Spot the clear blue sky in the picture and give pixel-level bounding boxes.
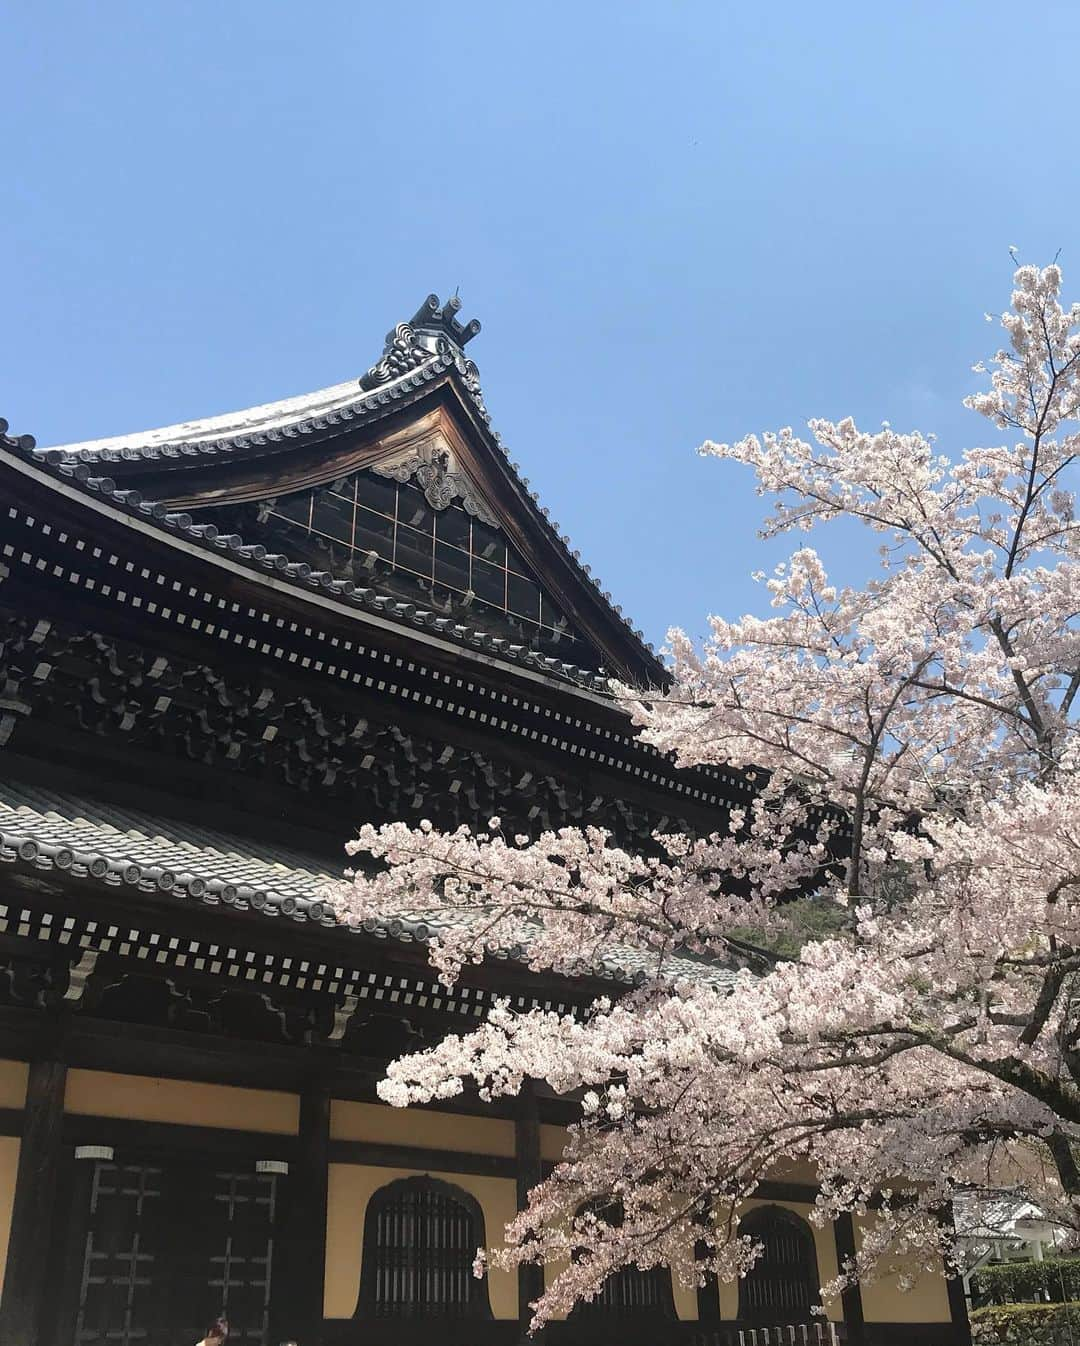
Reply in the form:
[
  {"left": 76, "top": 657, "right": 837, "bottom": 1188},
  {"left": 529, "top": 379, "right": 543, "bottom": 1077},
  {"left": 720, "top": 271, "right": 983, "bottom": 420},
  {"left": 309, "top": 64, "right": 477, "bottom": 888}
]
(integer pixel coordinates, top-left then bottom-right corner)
[{"left": 5, "top": 2, "right": 1076, "bottom": 650}]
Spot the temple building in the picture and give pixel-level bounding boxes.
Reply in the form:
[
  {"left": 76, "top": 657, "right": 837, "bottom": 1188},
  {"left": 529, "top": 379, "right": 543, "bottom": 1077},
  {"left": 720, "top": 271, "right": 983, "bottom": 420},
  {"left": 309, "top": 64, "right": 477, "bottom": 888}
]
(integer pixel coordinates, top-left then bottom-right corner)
[{"left": 0, "top": 297, "right": 966, "bottom": 1345}]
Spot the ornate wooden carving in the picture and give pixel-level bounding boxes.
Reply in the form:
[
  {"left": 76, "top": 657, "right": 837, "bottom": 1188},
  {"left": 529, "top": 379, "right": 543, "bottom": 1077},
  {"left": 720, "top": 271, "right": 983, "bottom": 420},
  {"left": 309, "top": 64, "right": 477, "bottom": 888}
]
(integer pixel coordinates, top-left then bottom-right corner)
[{"left": 0, "top": 612, "right": 690, "bottom": 845}]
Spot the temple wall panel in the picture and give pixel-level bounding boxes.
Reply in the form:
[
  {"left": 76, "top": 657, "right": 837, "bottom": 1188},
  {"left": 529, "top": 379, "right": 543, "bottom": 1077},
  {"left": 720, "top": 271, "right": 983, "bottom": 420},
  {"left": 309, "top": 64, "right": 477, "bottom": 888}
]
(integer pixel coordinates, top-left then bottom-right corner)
[
  {"left": 64, "top": 1068, "right": 300, "bottom": 1133},
  {"left": 671, "top": 1269, "right": 699, "bottom": 1320},
  {"left": 539, "top": 1121, "right": 568, "bottom": 1162},
  {"left": 0, "top": 1136, "right": 19, "bottom": 1298},
  {"left": 331, "top": 1098, "right": 514, "bottom": 1155},
  {"left": 0, "top": 1059, "right": 27, "bottom": 1109},
  {"left": 325, "top": 1162, "right": 519, "bottom": 1320},
  {"left": 855, "top": 1215, "right": 952, "bottom": 1323}
]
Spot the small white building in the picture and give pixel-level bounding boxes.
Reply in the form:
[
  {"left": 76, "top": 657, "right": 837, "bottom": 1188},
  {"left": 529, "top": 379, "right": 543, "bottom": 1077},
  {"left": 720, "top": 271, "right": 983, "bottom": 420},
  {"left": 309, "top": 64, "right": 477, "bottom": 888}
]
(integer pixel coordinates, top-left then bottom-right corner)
[{"left": 954, "top": 1188, "right": 1069, "bottom": 1301}]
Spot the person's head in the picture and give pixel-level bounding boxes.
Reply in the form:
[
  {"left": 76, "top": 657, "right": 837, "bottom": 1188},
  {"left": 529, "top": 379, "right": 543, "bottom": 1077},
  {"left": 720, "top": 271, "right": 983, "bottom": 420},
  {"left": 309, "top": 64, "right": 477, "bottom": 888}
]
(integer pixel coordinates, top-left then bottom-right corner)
[{"left": 204, "top": 1319, "right": 228, "bottom": 1345}]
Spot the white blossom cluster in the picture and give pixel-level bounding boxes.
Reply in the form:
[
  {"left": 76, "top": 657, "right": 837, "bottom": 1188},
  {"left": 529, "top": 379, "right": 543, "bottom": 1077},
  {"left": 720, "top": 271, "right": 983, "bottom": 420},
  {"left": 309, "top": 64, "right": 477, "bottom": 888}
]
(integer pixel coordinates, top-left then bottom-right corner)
[{"left": 331, "top": 264, "right": 1080, "bottom": 1327}]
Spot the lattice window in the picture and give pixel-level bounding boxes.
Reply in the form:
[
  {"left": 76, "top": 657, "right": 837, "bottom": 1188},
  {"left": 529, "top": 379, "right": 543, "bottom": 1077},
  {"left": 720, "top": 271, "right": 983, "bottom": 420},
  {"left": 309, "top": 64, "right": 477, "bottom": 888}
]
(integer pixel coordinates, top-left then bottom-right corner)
[
  {"left": 573, "top": 1200, "right": 675, "bottom": 1319},
  {"left": 737, "top": 1206, "right": 821, "bottom": 1323},
  {"left": 76, "top": 1161, "right": 163, "bottom": 1346},
  {"left": 207, "top": 1169, "right": 277, "bottom": 1343},
  {"left": 72, "top": 1158, "right": 280, "bottom": 1346},
  {"left": 577, "top": 1261, "right": 675, "bottom": 1317},
  {"left": 356, "top": 1176, "right": 491, "bottom": 1319},
  {"left": 264, "top": 475, "right": 590, "bottom": 657}
]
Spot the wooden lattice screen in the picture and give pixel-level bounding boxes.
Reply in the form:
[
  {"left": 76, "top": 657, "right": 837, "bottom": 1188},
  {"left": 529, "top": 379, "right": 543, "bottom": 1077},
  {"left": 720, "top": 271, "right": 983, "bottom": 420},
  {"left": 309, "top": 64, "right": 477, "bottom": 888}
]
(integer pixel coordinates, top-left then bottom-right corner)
[
  {"left": 737, "top": 1206, "right": 820, "bottom": 1324},
  {"left": 357, "top": 1176, "right": 489, "bottom": 1319},
  {"left": 572, "top": 1198, "right": 675, "bottom": 1319},
  {"left": 577, "top": 1261, "right": 674, "bottom": 1316},
  {"left": 72, "top": 1158, "right": 279, "bottom": 1346}
]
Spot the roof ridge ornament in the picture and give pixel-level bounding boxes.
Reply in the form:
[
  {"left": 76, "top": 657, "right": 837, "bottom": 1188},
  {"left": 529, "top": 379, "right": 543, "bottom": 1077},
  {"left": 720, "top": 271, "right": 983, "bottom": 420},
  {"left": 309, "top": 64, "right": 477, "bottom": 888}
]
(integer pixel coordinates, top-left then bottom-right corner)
[{"left": 359, "top": 293, "right": 482, "bottom": 394}]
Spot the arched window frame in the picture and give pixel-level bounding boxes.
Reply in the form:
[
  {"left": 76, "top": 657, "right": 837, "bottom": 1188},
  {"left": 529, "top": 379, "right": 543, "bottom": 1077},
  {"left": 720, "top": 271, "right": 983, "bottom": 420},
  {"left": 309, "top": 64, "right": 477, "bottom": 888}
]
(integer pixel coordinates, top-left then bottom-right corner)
[
  {"left": 736, "top": 1204, "right": 821, "bottom": 1324},
  {"left": 355, "top": 1175, "right": 493, "bottom": 1320},
  {"left": 570, "top": 1199, "right": 676, "bottom": 1320}
]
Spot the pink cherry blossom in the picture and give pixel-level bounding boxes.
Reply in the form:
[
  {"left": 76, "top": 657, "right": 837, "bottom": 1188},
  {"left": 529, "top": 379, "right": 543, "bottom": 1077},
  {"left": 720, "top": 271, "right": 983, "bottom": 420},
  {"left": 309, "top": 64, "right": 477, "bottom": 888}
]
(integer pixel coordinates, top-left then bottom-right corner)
[{"left": 331, "top": 264, "right": 1080, "bottom": 1327}]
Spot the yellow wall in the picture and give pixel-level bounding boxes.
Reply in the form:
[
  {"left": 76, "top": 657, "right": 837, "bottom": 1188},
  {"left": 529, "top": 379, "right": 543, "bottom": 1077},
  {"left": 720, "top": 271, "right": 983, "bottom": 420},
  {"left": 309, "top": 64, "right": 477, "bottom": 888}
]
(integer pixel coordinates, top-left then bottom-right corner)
[
  {"left": 672, "top": 1271, "right": 699, "bottom": 1321},
  {"left": 0, "top": 1059, "right": 27, "bottom": 1109},
  {"left": 716, "top": 1200, "right": 843, "bottom": 1323},
  {"left": 0, "top": 1058, "right": 24, "bottom": 1297},
  {"left": 855, "top": 1215, "right": 952, "bottom": 1323},
  {"left": 0, "top": 1137, "right": 19, "bottom": 1299},
  {"left": 1, "top": 1060, "right": 951, "bottom": 1327},
  {"left": 64, "top": 1069, "right": 299, "bottom": 1134},
  {"left": 332, "top": 1100, "right": 514, "bottom": 1156},
  {"left": 539, "top": 1123, "right": 568, "bottom": 1163},
  {"left": 326, "top": 1163, "right": 519, "bottom": 1319}
]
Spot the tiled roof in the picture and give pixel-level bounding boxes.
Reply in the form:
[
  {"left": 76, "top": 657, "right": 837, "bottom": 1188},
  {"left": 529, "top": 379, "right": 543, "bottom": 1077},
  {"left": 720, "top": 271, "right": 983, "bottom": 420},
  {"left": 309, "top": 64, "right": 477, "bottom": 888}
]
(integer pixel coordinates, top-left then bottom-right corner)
[
  {"left": 23, "top": 293, "right": 661, "bottom": 676},
  {"left": 34, "top": 296, "right": 476, "bottom": 463},
  {"left": 0, "top": 779, "right": 738, "bottom": 993},
  {"left": 953, "top": 1189, "right": 1044, "bottom": 1239},
  {"left": 0, "top": 418, "right": 614, "bottom": 694}
]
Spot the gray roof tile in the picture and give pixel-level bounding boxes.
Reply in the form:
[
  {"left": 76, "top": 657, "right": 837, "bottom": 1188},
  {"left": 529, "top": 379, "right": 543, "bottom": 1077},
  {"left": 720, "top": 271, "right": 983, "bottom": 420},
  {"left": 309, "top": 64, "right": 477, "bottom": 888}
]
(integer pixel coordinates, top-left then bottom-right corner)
[
  {"left": 0, "top": 419, "right": 615, "bottom": 693},
  {"left": 17, "top": 294, "right": 662, "bottom": 670},
  {"left": 0, "top": 780, "right": 737, "bottom": 992}
]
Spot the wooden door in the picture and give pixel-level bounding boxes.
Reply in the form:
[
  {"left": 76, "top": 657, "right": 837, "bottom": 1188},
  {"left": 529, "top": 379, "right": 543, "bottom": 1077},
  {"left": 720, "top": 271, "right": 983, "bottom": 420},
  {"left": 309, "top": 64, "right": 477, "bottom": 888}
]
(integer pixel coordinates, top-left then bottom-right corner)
[{"left": 62, "top": 1153, "right": 280, "bottom": 1346}]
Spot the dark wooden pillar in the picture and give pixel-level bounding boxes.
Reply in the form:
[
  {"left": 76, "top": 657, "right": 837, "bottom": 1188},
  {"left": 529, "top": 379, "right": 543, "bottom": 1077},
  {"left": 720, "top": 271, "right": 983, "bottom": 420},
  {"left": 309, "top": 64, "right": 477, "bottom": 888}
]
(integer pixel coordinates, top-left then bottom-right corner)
[
  {"left": 694, "top": 1204, "right": 721, "bottom": 1322},
  {"left": 833, "top": 1212, "right": 866, "bottom": 1346},
  {"left": 0, "top": 1058, "right": 68, "bottom": 1346},
  {"left": 279, "top": 1086, "right": 330, "bottom": 1346},
  {"left": 515, "top": 1082, "right": 545, "bottom": 1340},
  {"left": 943, "top": 1204, "right": 973, "bottom": 1346}
]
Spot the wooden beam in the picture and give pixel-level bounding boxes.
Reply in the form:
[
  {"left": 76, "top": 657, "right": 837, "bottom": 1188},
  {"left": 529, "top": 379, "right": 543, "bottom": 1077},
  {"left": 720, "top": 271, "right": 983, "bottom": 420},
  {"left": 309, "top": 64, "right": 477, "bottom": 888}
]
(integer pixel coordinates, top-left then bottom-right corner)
[
  {"left": 63, "top": 1111, "right": 297, "bottom": 1159},
  {"left": 329, "top": 1138, "right": 516, "bottom": 1178},
  {"left": 67, "top": 1108, "right": 511, "bottom": 1179},
  {"left": 833, "top": 1211, "right": 866, "bottom": 1344},
  {"left": 693, "top": 1204, "right": 721, "bottom": 1323},
  {"left": 0, "top": 1004, "right": 522, "bottom": 1118},
  {"left": 0, "top": 989, "right": 585, "bottom": 1127},
  {"left": 281, "top": 1086, "right": 330, "bottom": 1346},
  {"left": 515, "top": 1082, "right": 545, "bottom": 1336},
  {"left": 943, "top": 1203, "right": 972, "bottom": 1346},
  {"left": 0, "top": 1058, "right": 67, "bottom": 1346}
]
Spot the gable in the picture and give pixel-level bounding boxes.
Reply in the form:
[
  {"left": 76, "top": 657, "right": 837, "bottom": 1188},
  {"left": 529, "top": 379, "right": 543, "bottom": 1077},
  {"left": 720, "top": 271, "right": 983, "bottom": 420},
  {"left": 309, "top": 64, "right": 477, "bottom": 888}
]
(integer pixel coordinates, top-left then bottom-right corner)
[
  {"left": 34, "top": 293, "right": 664, "bottom": 686},
  {"left": 190, "top": 410, "right": 608, "bottom": 670}
]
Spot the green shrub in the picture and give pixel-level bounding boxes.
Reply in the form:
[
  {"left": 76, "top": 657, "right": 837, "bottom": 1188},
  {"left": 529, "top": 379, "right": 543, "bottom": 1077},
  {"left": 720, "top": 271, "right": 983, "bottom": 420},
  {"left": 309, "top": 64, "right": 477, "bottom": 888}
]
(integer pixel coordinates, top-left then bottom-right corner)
[
  {"left": 971, "top": 1301, "right": 1080, "bottom": 1344},
  {"left": 972, "top": 1257, "right": 1080, "bottom": 1305}
]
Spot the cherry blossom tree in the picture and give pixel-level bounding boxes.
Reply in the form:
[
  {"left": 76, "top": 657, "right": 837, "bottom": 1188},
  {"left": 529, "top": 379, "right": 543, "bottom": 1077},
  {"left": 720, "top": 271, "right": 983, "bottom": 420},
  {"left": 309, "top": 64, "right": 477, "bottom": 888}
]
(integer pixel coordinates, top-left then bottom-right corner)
[{"left": 332, "top": 263, "right": 1080, "bottom": 1325}]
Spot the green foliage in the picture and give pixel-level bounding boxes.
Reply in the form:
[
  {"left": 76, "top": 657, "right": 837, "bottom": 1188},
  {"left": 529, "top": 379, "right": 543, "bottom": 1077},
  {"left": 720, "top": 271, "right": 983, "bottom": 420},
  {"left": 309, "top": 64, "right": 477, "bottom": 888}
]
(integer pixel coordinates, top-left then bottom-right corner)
[
  {"left": 972, "top": 1257, "right": 1080, "bottom": 1306},
  {"left": 971, "top": 1301, "right": 1080, "bottom": 1345},
  {"left": 732, "top": 895, "right": 851, "bottom": 958}
]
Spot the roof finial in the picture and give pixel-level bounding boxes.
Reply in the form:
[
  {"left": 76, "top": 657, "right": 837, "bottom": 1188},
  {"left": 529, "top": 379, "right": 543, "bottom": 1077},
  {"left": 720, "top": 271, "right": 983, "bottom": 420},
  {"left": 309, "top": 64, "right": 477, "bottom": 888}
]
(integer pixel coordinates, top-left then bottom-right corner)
[
  {"left": 361, "top": 294, "right": 481, "bottom": 390},
  {"left": 403, "top": 293, "right": 477, "bottom": 345}
]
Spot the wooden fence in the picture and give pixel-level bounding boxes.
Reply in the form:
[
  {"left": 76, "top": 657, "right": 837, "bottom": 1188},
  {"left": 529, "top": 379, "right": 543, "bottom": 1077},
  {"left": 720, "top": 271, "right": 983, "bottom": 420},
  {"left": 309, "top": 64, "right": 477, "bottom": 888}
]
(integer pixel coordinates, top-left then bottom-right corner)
[{"left": 689, "top": 1325, "right": 845, "bottom": 1345}]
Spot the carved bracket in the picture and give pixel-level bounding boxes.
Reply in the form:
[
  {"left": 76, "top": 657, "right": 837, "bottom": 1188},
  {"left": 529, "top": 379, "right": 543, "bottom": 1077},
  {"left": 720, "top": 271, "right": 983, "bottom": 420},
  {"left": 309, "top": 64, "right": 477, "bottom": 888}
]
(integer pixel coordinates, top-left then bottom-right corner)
[
  {"left": 371, "top": 443, "right": 498, "bottom": 527},
  {"left": 62, "top": 950, "right": 100, "bottom": 1006},
  {"left": 328, "top": 992, "right": 360, "bottom": 1042}
]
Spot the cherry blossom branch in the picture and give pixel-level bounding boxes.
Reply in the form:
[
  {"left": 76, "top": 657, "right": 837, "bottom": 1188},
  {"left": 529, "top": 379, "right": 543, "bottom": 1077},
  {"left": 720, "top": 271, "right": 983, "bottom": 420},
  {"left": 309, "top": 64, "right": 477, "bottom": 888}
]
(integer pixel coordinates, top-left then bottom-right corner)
[{"left": 327, "top": 263, "right": 1080, "bottom": 1323}]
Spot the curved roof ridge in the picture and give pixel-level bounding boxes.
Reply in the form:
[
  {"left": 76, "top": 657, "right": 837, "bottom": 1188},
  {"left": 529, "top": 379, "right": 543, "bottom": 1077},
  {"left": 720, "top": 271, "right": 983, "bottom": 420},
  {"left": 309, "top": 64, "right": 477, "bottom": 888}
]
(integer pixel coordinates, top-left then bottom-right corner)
[
  {"left": 37, "top": 372, "right": 401, "bottom": 458},
  {"left": 36, "top": 293, "right": 475, "bottom": 461},
  {"left": 19, "top": 291, "right": 663, "bottom": 676},
  {"left": 1, "top": 416, "right": 620, "bottom": 693}
]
